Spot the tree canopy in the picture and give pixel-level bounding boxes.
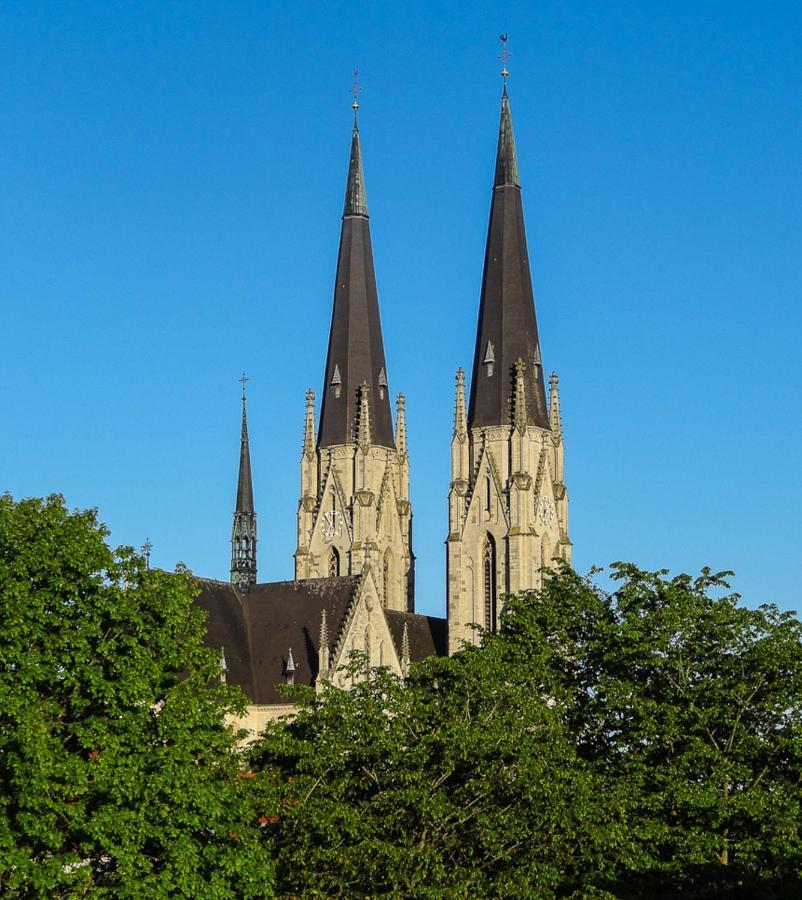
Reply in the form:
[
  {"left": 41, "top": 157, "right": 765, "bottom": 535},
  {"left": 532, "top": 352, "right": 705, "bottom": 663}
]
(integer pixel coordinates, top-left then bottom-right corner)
[
  {"left": 0, "top": 494, "right": 273, "bottom": 897},
  {"left": 251, "top": 563, "right": 802, "bottom": 898},
  {"left": 3, "top": 492, "right": 801, "bottom": 897}
]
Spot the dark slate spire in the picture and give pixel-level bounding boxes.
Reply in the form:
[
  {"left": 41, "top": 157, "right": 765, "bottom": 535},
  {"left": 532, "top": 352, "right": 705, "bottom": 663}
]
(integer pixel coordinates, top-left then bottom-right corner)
[
  {"left": 468, "top": 86, "right": 550, "bottom": 430},
  {"left": 317, "top": 112, "right": 395, "bottom": 449},
  {"left": 231, "top": 374, "right": 257, "bottom": 588}
]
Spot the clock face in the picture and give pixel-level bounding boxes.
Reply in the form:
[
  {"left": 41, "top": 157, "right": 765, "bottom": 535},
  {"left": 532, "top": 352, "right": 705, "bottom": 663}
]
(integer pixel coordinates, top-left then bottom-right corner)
[
  {"left": 321, "top": 510, "right": 345, "bottom": 542},
  {"left": 537, "top": 497, "right": 555, "bottom": 528}
]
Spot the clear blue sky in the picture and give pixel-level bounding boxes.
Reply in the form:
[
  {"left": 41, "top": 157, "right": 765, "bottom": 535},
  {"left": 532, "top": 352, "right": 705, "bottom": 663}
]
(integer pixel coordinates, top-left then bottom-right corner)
[{"left": 2, "top": 1, "right": 800, "bottom": 617}]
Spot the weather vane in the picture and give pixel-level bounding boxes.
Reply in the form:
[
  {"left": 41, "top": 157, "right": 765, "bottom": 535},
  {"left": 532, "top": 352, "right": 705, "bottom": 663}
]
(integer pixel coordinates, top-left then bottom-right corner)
[
  {"left": 238, "top": 371, "right": 249, "bottom": 401},
  {"left": 350, "top": 67, "right": 362, "bottom": 116},
  {"left": 498, "top": 33, "right": 511, "bottom": 85}
]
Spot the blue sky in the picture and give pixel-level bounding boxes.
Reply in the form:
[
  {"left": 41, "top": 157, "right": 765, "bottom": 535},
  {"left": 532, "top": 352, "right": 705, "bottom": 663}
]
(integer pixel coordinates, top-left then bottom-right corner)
[{"left": 2, "top": 1, "right": 800, "bottom": 617}]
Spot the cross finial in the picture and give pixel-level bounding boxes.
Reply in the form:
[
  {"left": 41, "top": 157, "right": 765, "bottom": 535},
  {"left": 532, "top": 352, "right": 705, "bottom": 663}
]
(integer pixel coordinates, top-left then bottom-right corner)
[
  {"left": 350, "top": 67, "right": 362, "bottom": 120},
  {"left": 238, "top": 371, "right": 249, "bottom": 402},
  {"left": 498, "top": 33, "right": 511, "bottom": 85},
  {"left": 142, "top": 538, "right": 153, "bottom": 568}
]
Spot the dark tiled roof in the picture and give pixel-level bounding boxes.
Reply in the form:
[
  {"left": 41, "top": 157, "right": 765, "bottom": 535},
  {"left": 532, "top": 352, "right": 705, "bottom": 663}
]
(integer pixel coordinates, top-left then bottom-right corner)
[
  {"left": 195, "top": 576, "right": 447, "bottom": 704},
  {"left": 317, "top": 122, "right": 395, "bottom": 450},
  {"left": 195, "top": 576, "right": 359, "bottom": 705},
  {"left": 384, "top": 609, "right": 448, "bottom": 662},
  {"left": 468, "top": 89, "right": 550, "bottom": 431}
]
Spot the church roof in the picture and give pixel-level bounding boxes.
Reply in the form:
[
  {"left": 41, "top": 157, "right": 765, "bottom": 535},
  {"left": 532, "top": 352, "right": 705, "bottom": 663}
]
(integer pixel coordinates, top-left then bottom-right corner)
[
  {"left": 195, "top": 575, "right": 445, "bottom": 705},
  {"left": 317, "top": 117, "right": 395, "bottom": 450},
  {"left": 468, "top": 87, "right": 550, "bottom": 430}
]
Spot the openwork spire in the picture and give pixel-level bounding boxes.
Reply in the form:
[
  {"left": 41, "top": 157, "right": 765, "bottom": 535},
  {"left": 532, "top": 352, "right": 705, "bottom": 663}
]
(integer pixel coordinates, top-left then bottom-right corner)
[{"left": 231, "top": 373, "right": 257, "bottom": 588}]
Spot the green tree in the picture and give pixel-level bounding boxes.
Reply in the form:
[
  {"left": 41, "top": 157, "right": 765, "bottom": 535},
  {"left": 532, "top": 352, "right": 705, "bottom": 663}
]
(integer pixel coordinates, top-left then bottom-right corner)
[
  {"left": 251, "top": 563, "right": 802, "bottom": 898},
  {"left": 0, "top": 494, "right": 274, "bottom": 897}
]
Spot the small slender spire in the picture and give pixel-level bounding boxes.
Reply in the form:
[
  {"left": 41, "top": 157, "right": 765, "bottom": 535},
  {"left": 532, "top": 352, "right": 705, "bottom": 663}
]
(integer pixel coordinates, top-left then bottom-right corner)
[
  {"left": 356, "top": 381, "right": 372, "bottom": 450},
  {"left": 302, "top": 389, "right": 316, "bottom": 459},
  {"left": 285, "top": 648, "right": 296, "bottom": 685},
  {"left": 395, "top": 393, "right": 407, "bottom": 456},
  {"left": 231, "top": 374, "right": 257, "bottom": 588},
  {"left": 344, "top": 70, "right": 368, "bottom": 217},
  {"left": 401, "top": 621, "right": 411, "bottom": 677},
  {"left": 319, "top": 609, "right": 330, "bottom": 676},
  {"left": 454, "top": 368, "right": 467, "bottom": 438},
  {"left": 219, "top": 646, "right": 228, "bottom": 684},
  {"left": 141, "top": 537, "right": 153, "bottom": 569},
  {"left": 236, "top": 373, "right": 254, "bottom": 514},
  {"left": 549, "top": 371, "right": 562, "bottom": 437},
  {"left": 513, "top": 358, "right": 528, "bottom": 433}
]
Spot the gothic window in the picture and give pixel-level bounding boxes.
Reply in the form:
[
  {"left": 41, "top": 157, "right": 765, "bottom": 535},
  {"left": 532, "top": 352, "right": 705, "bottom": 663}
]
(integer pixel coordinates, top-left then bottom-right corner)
[
  {"left": 483, "top": 534, "right": 497, "bottom": 633},
  {"left": 328, "top": 547, "right": 340, "bottom": 578},
  {"left": 484, "top": 476, "right": 492, "bottom": 515}
]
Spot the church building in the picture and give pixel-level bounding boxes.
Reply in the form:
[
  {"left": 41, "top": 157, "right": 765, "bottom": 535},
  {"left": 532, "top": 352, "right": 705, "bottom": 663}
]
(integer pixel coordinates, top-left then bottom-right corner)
[{"left": 195, "top": 70, "right": 570, "bottom": 728}]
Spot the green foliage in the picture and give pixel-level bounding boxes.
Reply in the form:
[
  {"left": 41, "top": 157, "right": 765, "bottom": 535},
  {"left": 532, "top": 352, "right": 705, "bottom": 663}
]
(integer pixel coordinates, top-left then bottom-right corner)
[
  {"left": 3, "top": 492, "right": 800, "bottom": 897},
  {"left": 251, "top": 563, "right": 802, "bottom": 898},
  {"left": 0, "top": 494, "right": 274, "bottom": 897}
]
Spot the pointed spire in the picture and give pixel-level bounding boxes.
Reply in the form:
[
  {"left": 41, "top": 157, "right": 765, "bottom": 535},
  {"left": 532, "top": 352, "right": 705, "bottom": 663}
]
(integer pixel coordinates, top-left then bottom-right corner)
[
  {"left": 231, "top": 374, "right": 257, "bottom": 588},
  {"left": 395, "top": 393, "right": 407, "bottom": 456},
  {"left": 513, "top": 358, "right": 528, "bottom": 433},
  {"left": 343, "top": 102, "right": 368, "bottom": 217},
  {"left": 494, "top": 86, "right": 520, "bottom": 188},
  {"left": 468, "top": 85, "right": 549, "bottom": 430},
  {"left": 401, "top": 621, "right": 411, "bottom": 677},
  {"left": 236, "top": 374, "right": 254, "bottom": 514},
  {"left": 453, "top": 368, "right": 467, "bottom": 438},
  {"left": 285, "top": 648, "right": 296, "bottom": 685},
  {"left": 549, "top": 371, "right": 562, "bottom": 438},
  {"left": 219, "top": 647, "right": 228, "bottom": 684},
  {"left": 318, "top": 105, "right": 395, "bottom": 449},
  {"left": 302, "top": 389, "right": 316, "bottom": 459},
  {"left": 356, "top": 381, "right": 372, "bottom": 450},
  {"left": 318, "top": 609, "right": 330, "bottom": 676}
]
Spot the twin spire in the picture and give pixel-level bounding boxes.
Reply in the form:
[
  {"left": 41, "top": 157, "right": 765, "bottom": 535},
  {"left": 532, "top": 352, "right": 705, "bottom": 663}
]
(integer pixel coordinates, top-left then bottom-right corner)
[{"left": 317, "top": 95, "right": 395, "bottom": 449}]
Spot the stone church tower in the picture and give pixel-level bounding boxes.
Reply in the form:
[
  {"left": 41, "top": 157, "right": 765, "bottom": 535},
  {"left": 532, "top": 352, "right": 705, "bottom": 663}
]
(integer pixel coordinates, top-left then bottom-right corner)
[
  {"left": 294, "top": 105, "right": 414, "bottom": 612},
  {"left": 446, "top": 83, "right": 571, "bottom": 652}
]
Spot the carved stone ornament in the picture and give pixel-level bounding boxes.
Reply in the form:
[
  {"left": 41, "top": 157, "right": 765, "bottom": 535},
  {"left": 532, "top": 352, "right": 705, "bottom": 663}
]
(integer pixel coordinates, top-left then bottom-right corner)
[
  {"left": 321, "top": 510, "right": 345, "bottom": 541},
  {"left": 355, "top": 489, "right": 375, "bottom": 507},
  {"left": 536, "top": 496, "right": 555, "bottom": 527},
  {"left": 511, "top": 472, "right": 532, "bottom": 491}
]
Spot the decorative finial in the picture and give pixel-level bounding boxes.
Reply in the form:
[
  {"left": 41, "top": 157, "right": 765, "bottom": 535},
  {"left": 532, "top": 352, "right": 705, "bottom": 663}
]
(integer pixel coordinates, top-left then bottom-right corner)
[
  {"left": 498, "top": 33, "right": 511, "bottom": 86},
  {"left": 141, "top": 538, "right": 153, "bottom": 568},
  {"left": 238, "top": 371, "right": 249, "bottom": 402},
  {"left": 350, "top": 67, "right": 362, "bottom": 120}
]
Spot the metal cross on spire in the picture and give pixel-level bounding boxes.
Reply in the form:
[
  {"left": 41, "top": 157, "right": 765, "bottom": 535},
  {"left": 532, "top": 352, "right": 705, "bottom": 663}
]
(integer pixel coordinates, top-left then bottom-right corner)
[
  {"left": 238, "top": 371, "right": 249, "bottom": 402},
  {"left": 350, "top": 67, "right": 362, "bottom": 119},
  {"left": 498, "top": 33, "right": 511, "bottom": 85}
]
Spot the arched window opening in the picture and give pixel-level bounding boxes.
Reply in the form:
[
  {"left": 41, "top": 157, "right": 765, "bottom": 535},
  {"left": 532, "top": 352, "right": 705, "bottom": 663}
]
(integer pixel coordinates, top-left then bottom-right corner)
[
  {"left": 328, "top": 547, "right": 340, "bottom": 578},
  {"left": 483, "top": 534, "right": 497, "bottom": 633},
  {"left": 484, "top": 476, "right": 492, "bottom": 514}
]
